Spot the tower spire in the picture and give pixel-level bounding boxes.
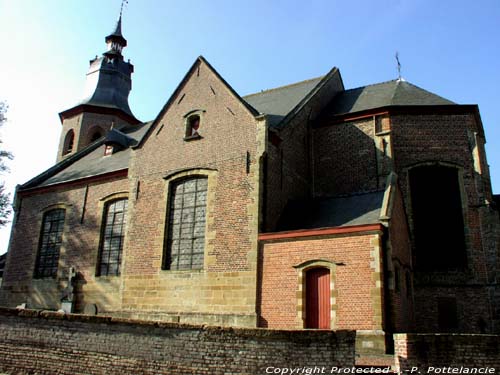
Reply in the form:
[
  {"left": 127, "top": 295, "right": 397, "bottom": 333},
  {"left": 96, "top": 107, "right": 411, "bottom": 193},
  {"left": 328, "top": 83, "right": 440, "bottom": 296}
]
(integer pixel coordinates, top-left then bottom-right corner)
[{"left": 104, "top": 1, "right": 128, "bottom": 58}]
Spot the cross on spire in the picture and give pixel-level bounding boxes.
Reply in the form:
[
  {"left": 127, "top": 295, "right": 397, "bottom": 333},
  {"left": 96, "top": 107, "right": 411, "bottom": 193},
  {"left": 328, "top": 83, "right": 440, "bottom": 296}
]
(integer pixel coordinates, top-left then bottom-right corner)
[
  {"left": 395, "top": 51, "right": 402, "bottom": 80},
  {"left": 120, "top": 0, "right": 128, "bottom": 18}
]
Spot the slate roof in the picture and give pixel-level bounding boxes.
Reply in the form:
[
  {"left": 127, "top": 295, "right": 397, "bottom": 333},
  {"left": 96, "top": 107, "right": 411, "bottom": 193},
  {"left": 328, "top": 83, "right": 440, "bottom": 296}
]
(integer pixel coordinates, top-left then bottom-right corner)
[
  {"left": 21, "top": 121, "right": 153, "bottom": 190},
  {"left": 243, "top": 77, "right": 324, "bottom": 126},
  {"left": 328, "top": 79, "right": 455, "bottom": 116},
  {"left": 276, "top": 191, "right": 385, "bottom": 231},
  {"left": 24, "top": 67, "right": 458, "bottom": 191}
]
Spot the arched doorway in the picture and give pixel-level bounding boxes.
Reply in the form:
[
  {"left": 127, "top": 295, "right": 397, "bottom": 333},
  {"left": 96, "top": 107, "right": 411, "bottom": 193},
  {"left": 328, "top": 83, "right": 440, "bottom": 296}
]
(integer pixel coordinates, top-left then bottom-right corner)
[{"left": 305, "top": 267, "right": 330, "bottom": 329}]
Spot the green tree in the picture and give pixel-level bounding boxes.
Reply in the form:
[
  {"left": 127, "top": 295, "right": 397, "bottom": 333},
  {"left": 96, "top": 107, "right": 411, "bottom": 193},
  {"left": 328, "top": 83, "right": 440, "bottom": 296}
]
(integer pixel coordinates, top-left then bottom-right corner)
[{"left": 0, "top": 102, "right": 13, "bottom": 226}]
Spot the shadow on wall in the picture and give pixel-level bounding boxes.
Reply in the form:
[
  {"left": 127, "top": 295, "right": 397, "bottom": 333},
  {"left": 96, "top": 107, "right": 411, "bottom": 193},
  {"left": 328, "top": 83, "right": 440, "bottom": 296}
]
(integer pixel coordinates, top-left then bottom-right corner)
[
  {"left": 1, "top": 189, "right": 120, "bottom": 315},
  {"left": 395, "top": 333, "right": 500, "bottom": 370}
]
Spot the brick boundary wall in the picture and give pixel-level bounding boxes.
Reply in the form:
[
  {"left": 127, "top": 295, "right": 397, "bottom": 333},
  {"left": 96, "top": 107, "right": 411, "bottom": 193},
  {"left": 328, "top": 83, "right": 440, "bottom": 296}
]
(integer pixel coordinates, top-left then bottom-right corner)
[
  {"left": 0, "top": 308, "right": 355, "bottom": 374},
  {"left": 394, "top": 333, "right": 500, "bottom": 372}
]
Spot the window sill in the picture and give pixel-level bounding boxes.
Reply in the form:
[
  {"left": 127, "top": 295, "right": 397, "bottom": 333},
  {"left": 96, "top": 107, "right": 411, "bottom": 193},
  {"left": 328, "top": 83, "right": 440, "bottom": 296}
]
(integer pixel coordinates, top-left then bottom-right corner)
[{"left": 183, "top": 134, "right": 203, "bottom": 142}]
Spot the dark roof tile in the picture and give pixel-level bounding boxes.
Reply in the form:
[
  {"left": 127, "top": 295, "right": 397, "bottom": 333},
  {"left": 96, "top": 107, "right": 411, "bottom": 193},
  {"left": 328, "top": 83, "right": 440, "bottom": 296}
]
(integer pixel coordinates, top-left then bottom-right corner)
[
  {"left": 276, "top": 191, "right": 385, "bottom": 231},
  {"left": 243, "top": 77, "right": 323, "bottom": 126},
  {"left": 328, "top": 79, "right": 455, "bottom": 116}
]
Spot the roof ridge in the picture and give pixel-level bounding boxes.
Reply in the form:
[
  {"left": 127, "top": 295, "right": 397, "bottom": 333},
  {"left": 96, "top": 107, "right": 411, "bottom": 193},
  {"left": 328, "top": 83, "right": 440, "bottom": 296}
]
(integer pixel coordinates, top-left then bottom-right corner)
[
  {"left": 342, "top": 79, "right": 399, "bottom": 93},
  {"left": 242, "top": 76, "right": 324, "bottom": 98},
  {"left": 389, "top": 79, "right": 401, "bottom": 104}
]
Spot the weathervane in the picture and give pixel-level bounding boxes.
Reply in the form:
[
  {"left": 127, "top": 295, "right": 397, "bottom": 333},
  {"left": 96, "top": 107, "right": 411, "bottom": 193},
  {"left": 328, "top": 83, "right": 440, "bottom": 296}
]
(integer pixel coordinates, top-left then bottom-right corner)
[
  {"left": 120, "top": 0, "right": 128, "bottom": 18},
  {"left": 395, "top": 51, "right": 402, "bottom": 80}
]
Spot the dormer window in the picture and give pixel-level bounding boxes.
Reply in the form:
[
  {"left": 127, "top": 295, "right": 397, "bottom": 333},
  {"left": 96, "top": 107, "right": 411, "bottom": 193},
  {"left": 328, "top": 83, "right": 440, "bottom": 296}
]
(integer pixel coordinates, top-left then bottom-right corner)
[{"left": 183, "top": 110, "right": 205, "bottom": 141}]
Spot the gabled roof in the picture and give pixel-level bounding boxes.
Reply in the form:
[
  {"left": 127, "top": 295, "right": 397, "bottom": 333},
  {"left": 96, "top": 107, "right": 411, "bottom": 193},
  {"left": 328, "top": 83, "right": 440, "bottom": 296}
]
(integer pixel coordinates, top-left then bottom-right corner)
[
  {"left": 136, "top": 56, "right": 260, "bottom": 148},
  {"left": 328, "top": 79, "right": 455, "bottom": 116},
  {"left": 243, "top": 77, "right": 324, "bottom": 127},
  {"left": 20, "top": 122, "right": 153, "bottom": 191},
  {"left": 276, "top": 191, "right": 385, "bottom": 231}
]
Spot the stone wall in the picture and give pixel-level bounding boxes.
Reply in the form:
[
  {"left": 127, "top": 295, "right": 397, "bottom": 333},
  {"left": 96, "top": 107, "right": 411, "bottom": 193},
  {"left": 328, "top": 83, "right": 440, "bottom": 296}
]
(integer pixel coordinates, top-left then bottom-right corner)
[
  {"left": 0, "top": 308, "right": 355, "bottom": 375},
  {"left": 394, "top": 333, "right": 500, "bottom": 371}
]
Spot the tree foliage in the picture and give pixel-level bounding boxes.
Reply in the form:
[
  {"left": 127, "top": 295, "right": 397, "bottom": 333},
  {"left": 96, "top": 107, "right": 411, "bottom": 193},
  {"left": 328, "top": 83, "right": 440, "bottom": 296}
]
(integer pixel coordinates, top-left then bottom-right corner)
[{"left": 0, "top": 102, "right": 13, "bottom": 227}]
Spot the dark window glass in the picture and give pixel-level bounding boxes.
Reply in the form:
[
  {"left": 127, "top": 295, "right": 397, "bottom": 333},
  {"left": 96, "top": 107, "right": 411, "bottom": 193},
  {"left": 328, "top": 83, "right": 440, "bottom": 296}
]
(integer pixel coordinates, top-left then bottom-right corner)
[
  {"left": 164, "top": 177, "right": 207, "bottom": 270},
  {"left": 90, "top": 131, "right": 103, "bottom": 143},
  {"left": 97, "top": 199, "right": 128, "bottom": 276},
  {"left": 35, "top": 209, "right": 65, "bottom": 278},
  {"left": 63, "top": 130, "right": 75, "bottom": 155},
  {"left": 186, "top": 115, "right": 200, "bottom": 137},
  {"left": 409, "top": 165, "right": 467, "bottom": 270}
]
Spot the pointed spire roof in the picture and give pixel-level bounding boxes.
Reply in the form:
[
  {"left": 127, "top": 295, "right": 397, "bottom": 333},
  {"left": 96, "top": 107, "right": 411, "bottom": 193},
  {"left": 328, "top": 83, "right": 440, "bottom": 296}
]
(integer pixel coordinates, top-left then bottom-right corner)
[{"left": 105, "top": 14, "right": 127, "bottom": 47}]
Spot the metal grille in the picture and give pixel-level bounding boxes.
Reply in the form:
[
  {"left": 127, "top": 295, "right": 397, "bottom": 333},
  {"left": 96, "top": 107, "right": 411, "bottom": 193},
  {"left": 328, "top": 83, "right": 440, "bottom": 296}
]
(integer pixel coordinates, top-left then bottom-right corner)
[
  {"left": 98, "top": 199, "right": 128, "bottom": 276},
  {"left": 165, "top": 177, "right": 207, "bottom": 270},
  {"left": 35, "top": 209, "right": 65, "bottom": 278}
]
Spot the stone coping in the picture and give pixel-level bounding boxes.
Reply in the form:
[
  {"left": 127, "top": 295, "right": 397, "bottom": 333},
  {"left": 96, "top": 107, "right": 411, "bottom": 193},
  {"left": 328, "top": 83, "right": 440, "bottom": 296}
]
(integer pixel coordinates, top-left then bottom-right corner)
[{"left": 0, "top": 307, "right": 355, "bottom": 340}]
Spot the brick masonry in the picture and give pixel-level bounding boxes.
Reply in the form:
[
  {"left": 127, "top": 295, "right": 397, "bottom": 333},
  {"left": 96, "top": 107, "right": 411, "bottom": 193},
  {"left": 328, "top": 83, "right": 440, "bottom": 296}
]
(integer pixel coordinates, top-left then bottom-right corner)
[
  {"left": 394, "top": 333, "right": 500, "bottom": 371},
  {"left": 258, "top": 232, "right": 384, "bottom": 330},
  {"left": 0, "top": 308, "right": 355, "bottom": 375}
]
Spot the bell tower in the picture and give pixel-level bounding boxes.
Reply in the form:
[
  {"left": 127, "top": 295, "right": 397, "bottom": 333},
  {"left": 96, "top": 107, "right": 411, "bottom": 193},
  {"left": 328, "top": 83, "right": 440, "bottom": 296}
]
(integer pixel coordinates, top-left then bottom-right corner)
[{"left": 57, "top": 12, "right": 139, "bottom": 162}]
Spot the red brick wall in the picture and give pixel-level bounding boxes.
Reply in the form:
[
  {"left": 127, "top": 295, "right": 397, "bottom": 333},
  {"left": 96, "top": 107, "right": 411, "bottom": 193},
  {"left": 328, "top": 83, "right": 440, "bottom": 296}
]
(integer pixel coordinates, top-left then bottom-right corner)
[{"left": 259, "top": 233, "right": 383, "bottom": 329}]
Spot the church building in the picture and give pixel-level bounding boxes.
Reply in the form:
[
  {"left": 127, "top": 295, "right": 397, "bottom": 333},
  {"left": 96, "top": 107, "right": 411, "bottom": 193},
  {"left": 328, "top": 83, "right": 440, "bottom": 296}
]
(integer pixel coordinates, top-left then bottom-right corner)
[{"left": 1, "top": 14, "right": 500, "bottom": 353}]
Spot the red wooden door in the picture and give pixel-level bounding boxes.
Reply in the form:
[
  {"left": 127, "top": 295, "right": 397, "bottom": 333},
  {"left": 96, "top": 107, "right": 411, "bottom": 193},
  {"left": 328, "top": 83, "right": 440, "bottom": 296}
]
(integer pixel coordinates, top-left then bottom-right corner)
[{"left": 305, "top": 268, "right": 331, "bottom": 329}]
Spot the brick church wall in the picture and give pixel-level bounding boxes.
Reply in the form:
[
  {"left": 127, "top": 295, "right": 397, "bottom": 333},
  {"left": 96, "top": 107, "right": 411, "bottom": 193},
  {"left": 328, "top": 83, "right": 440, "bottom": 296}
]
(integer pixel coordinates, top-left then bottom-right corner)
[
  {"left": 263, "top": 69, "right": 344, "bottom": 231},
  {"left": 312, "top": 118, "right": 379, "bottom": 197},
  {"left": 0, "top": 174, "right": 129, "bottom": 313},
  {"left": 0, "top": 308, "right": 356, "bottom": 374},
  {"left": 390, "top": 111, "right": 500, "bottom": 333},
  {"left": 386, "top": 185, "right": 414, "bottom": 332},
  {"left": 120, "top": 59, "right": 264, "bottom": 326}
]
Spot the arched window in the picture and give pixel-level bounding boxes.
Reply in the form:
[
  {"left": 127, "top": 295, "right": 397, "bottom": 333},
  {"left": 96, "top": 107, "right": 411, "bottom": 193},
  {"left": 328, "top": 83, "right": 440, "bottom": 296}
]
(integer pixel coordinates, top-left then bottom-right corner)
[
  {"left": 90, "top": 129, "right": 103, "bottom": 143},
  {"left": 63, "top": 130, "right": 75, "bottom": 155},
  {"left": 97, "top": 199, "right": 128, "bottom": 276},
  {"left": 90, "top": 131, "right": 103, "bottom": 143},
  {"left": 35, "top": 209, "right": 66, "bottom": 278},
  {"left": 409, "top": 164, "right": 466, "bottom": 270},
  {"left": 163, "top": 177, "right": 208, "bottom": 270}
]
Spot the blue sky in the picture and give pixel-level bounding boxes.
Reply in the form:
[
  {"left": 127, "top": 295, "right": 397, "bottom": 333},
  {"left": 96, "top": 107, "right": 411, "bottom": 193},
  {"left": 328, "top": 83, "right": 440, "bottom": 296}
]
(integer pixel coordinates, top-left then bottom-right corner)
[{"left": 0, "top": 0, "right": 499, "bottom": 254}]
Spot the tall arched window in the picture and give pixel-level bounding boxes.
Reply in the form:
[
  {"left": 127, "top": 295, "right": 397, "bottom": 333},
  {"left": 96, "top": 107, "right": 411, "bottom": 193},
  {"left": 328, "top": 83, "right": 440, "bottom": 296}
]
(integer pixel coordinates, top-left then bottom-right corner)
[
  {"left": 63, "top": 130, "right": 75, "bottom": 156},
  {"left": 97, "top": 199, "right": 128, "bottom": 276},
  {"left": 35, "top": 209, "right": 66, "bottom": 278},
  {"left": 163, "top": 177, "right": 208, "bottom": 270},
  {"left": 409, "top": 164, "right": 466, "bottom": 270}
]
